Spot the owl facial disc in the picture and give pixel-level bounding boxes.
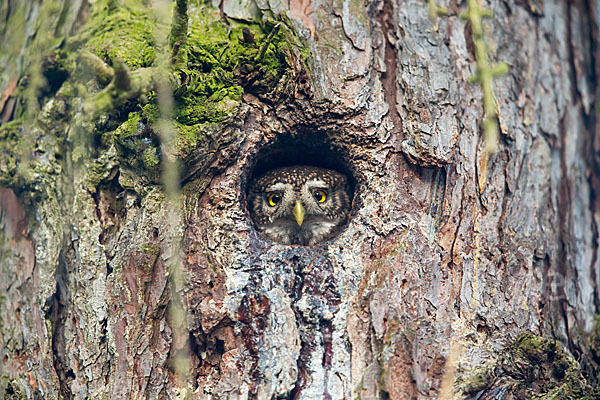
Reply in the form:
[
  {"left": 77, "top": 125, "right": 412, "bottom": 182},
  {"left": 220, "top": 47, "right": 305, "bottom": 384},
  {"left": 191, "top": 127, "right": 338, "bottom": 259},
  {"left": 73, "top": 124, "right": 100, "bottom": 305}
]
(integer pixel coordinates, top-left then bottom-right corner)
[{"left": 248, "top": 165, "right": 351, "bottom": 245}]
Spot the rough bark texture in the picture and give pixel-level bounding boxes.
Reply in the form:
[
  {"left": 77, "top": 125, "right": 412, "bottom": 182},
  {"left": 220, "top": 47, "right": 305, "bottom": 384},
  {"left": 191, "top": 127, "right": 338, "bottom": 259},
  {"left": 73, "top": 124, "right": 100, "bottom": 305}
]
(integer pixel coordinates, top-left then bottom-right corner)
[{"left": 1, "top": 0, "right": 600, "bottom": 399}]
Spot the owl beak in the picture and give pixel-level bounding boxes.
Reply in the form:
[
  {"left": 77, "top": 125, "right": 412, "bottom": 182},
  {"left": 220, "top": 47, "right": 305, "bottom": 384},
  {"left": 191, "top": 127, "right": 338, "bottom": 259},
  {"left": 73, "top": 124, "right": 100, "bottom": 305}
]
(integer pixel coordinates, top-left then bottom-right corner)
[{"left": 292, "top": 200, "right": 305, "bottom": 226}]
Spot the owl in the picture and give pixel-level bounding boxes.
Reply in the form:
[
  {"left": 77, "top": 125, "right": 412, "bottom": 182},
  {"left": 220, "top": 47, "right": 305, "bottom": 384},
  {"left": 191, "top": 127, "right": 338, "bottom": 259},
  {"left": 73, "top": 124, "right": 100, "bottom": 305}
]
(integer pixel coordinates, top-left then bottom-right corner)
[{"left": 248, "top": 166, "right": 351, "bottom": 245}]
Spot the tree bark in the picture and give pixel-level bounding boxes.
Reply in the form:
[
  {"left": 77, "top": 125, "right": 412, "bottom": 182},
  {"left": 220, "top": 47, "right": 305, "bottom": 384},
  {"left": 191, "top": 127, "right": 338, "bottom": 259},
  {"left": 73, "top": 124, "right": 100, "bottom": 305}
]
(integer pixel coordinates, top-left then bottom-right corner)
[{"left": 1, "top": 0, "right": 599, "bottom": 399}]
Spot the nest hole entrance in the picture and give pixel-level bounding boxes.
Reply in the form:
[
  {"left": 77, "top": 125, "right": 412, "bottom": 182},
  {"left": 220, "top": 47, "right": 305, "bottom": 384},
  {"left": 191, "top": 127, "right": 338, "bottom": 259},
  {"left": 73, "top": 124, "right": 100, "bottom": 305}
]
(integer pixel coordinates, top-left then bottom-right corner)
[{"left": 245, "top": 133, "right": 358, "bottom": 245}]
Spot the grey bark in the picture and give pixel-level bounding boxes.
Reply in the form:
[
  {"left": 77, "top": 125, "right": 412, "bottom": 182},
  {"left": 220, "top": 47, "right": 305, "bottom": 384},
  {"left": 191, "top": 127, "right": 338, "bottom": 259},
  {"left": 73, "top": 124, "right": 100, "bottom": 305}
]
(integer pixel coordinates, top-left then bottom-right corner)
[{"left": 1, "top": 0, "right": 599, "bottom": 399}]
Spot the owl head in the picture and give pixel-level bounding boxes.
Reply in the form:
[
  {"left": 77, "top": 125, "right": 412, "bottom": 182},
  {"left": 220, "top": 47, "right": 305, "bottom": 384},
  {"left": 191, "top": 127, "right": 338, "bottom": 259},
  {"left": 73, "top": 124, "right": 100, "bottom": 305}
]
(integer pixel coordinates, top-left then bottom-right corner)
[{"left": 248, "top": 166, "right": 351, "bottom": 245}]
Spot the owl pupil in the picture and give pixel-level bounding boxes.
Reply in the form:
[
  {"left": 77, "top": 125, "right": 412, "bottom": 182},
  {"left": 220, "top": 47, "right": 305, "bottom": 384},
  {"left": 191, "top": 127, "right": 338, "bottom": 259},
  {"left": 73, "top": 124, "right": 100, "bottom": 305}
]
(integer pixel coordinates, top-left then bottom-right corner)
[{"left": 268, "top": 193, "right": 281, "bottom": 206}]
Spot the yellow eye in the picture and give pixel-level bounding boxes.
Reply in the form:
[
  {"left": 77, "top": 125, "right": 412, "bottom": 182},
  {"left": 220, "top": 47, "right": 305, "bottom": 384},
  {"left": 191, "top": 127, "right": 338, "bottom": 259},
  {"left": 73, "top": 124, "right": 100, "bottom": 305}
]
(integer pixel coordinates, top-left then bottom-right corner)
[
  {"left": 313, "top": 190, "right": 327, "bottom": 203},
  {"left": 268, "top": 193, "right": 281, "bottom": 207}
]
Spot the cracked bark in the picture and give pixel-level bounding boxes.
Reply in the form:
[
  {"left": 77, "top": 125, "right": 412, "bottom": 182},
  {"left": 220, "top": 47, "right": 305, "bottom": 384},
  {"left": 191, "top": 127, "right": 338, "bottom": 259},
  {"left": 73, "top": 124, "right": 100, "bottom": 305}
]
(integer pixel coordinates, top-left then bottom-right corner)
[{"left": 1, "top": 0, "right": 600, "bottom": 399}]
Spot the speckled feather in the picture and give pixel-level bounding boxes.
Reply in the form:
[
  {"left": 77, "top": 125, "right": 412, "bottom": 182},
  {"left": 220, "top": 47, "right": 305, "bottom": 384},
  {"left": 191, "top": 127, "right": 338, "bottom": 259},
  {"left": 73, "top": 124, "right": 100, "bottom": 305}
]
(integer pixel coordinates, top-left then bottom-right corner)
[{"left": 248, "top": 166, "right": 351, "bottom": 245}]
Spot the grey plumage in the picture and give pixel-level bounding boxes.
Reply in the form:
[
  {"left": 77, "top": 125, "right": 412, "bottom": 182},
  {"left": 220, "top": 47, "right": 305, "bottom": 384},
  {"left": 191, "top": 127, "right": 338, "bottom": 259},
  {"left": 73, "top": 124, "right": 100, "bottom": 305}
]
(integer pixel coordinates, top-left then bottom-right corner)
[{"left": 248, "top": 166, "right": 351, "bottom": 245}]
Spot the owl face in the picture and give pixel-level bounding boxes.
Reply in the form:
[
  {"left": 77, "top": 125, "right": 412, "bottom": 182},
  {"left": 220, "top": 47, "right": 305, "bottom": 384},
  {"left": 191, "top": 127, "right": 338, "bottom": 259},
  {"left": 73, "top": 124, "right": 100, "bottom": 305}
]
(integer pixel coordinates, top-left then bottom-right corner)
[{"left": 248, "top": 166, "right": 351, "bottom": 245}]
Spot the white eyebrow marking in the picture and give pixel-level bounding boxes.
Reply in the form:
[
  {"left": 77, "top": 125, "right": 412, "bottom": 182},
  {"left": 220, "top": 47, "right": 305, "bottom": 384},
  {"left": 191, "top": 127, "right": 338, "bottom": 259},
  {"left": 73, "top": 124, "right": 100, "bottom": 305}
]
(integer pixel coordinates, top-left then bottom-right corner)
[
  {"left": 306, "top": 179, "right": 326, "bottom": 187},
  {"left": 266, "top": 183, "right": 288, "bottom": 192}
]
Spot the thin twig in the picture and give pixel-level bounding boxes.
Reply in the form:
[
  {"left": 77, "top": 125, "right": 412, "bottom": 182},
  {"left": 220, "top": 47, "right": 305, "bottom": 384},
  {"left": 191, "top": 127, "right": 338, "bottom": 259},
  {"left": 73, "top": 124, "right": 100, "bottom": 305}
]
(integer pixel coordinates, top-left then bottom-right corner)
[{"left": 256, "top": 23, "right": 281, "bottom": 62}]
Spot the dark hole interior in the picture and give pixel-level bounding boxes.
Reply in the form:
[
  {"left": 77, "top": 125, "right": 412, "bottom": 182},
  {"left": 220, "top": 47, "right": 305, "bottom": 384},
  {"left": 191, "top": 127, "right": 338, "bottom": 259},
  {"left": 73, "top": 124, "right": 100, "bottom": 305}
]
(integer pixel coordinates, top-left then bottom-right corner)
[
  {"left": 247, "top": 133, "right": 356, "bottom": 195},
  {"left": 215, "top": 339, "right": 225, "bottom": 355}
]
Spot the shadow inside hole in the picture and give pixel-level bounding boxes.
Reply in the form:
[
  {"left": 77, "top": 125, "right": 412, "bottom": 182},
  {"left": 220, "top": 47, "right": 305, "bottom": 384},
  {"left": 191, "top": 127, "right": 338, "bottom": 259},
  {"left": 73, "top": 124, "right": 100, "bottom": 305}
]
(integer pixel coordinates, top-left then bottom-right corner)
[{"left": 248, "top": 134, "right": 357, "bottom": 195}]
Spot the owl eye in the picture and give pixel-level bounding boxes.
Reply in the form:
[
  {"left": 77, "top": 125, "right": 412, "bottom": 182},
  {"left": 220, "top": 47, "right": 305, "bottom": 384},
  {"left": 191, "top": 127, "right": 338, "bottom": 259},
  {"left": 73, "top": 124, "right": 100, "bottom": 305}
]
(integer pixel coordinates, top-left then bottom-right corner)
[
  {"left": 313, "top": 190, "right": 327, "bottom": 203},
  {"left": 267, "top": 193, "right": 281, "bottom": 207}
]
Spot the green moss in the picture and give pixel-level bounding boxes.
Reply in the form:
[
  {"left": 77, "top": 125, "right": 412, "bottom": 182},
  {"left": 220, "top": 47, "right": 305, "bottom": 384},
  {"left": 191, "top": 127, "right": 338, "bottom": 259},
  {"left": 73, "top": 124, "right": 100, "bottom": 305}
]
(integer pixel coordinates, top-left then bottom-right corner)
[
  {"left": 172, "top": 6, "right": 297, "bottom": 128},
  {"left": 103, "top": 3, "right": 309, "bottom": 165},
  {"left": 514, "top": 334, "right": 596, "bottom": 399},
  {"left": 462, "top": 368, "right": 493, "bottom": 393},
  {"left": 114, "top": 111, "right": 144, "bottom": 143},
  {"left": 86, "top": 145, "right": 119, "bottom": 191},
  {"left": 112, "top": 110, "right": 161, "bottom": 174},
  {"left": 515, "top": 333, "right": 547, "bottom": 360},
  {"left": 4, "top": 0, "right": 311, "bottom": 193},
  {"left": 459, "top": 333, "right": 598, "bottom": 399},
  {"left": 0, "top": 120, "right": 23, "bottom": 187},
  {"left": 78, "top": 0, "right": 161, "bottom": 68},
  {"left": 142, "top": 146, "right": 159, "bottom": 169},
  {"left": 173, "top": 119, "right": 204, "bottom": 155}
]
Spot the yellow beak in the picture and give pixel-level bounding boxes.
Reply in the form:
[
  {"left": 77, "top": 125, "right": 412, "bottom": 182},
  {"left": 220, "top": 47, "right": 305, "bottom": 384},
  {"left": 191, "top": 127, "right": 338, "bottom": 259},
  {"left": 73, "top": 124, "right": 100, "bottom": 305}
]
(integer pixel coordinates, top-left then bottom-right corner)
[{"left": 292, "top": 201, "right": 305, "bottom": 226}]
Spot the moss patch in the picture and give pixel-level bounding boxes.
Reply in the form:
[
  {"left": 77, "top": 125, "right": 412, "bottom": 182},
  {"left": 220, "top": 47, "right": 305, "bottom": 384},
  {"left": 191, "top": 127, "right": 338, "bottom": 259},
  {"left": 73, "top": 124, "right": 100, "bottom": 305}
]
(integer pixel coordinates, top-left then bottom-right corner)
[
  {"left": 167, "top": 6, "right": 306, "bottom": 153},
  {"left": 2, "top": 0, "right": 311, "bottom": 192},
  {"left": 107, "top": 2, "right": 309, "bottom": 164},
  {"left": 77, "top": 0, "right": 160, "bottom": 69},
  {"left": 0, "top": 120, "right": 23, "bottom": 187},
  {"left": 112, "top": 109, "right": 161, "bottom": 174},
  {"left": 459, "top": 333, "right": 599, "bottom": 399}
]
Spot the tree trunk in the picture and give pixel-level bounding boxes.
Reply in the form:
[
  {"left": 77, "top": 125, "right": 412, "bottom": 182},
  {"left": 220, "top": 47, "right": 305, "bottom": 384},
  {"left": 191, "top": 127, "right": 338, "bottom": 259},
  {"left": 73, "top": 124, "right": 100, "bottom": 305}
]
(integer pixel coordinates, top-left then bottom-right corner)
[{"left": 1, "top": 0, "right": 599, "bottom": 399}]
